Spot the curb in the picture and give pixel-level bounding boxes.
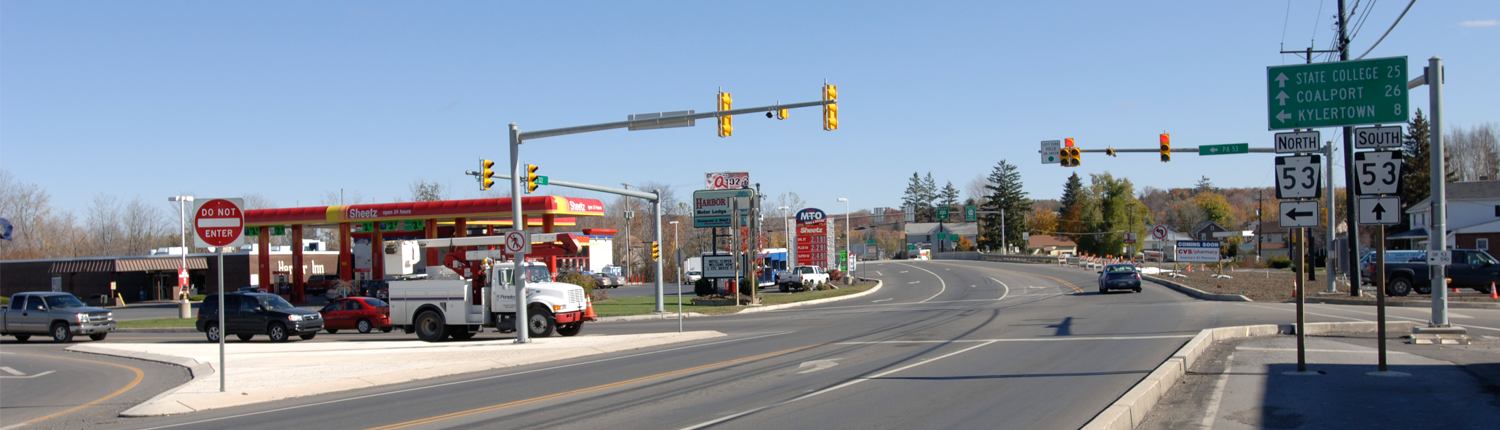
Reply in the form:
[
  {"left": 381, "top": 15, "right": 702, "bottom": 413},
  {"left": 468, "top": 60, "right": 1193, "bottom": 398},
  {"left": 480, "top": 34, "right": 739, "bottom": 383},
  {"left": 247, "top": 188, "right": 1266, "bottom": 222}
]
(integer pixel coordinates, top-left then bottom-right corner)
[
  {"left": 115, "top": 328, "right": 199, "bottom": 333},
  {"left": 1305, "top": 297, "right": 1500, "bottom": 309},
  {"left": 1143, "top": 276, "right": 1253, "bottom": 302},
  {"left": 1080, "top": 320, "right": 1418, "bottom": 430},
  {"left": 593, "top": 279, "right": 882, "bottom": 321}
]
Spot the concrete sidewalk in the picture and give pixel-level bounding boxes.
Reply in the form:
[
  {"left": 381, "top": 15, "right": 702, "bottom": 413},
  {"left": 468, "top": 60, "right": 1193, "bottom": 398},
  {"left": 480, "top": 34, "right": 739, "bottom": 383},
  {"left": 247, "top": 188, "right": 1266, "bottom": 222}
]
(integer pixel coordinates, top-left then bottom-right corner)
[
  {"left": 70, "top": 331, "right": 725, "bottom": 417},
  {"left": 1086, "top": 322, "right": 1500, "bottom": 429}
]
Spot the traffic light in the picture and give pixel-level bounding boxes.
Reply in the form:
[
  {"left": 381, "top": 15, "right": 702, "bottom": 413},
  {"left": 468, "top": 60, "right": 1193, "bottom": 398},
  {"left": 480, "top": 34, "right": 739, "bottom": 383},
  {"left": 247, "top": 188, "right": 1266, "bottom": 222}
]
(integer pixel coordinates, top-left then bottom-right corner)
[
  {"left": 651, "top": 242, "right": 660, "bottom": 261},
  {"left": 525, "top": 164, "right": 540, "bottom": 194},
  {"left": 1068, "top": 147, "right": 1081, "bottom": 167},
  {"left": 480, "top": 159, "right": 495, "bottom": 190},
  {"left": 822, "top": 84, "right": 838, "bottom": 130},
  {"left": 776, "top": 107, "right": 789, "bottom": 120},
  {"left": 1159, "top": 133, "right": 1171, "bottom": 162},
  {"left": 717, "top": 91, "right": 733, "bottom": 137},
  {"left": 1058, "top": 148, "right": 1069, "bottom": 167},
  {"left": 1105, "top": 147, "right": 1116, "bottom": 157}
]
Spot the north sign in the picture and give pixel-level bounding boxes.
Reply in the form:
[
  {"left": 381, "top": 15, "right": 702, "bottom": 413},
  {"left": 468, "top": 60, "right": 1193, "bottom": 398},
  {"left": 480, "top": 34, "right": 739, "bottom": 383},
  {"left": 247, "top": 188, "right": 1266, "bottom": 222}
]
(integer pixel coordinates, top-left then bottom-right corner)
[
  {"left": 1267, "top": 56, "right": 1409, "bottom": 130},
  {"left": 1274, "top": 155, "right": 1322, "bottom": 199},
  {"left": 192, "top": 198, "right": 244, "bottom": 248},
  {"left": 1354, "top": 150, "right": 1404, "bottom": 196},
  {"left": 1274, "top": 131, "right": 1321, "bottom": 154}
]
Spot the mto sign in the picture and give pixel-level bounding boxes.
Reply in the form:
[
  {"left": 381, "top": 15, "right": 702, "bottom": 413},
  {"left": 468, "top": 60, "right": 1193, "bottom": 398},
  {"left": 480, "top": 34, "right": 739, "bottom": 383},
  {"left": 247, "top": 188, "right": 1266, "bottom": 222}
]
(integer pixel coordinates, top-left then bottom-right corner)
[
  {"left": 193, "top": 198, "right": 244, "bottom": 248},
  {"left": 796, "top": 208, "right": 826, "bottom": 224}
]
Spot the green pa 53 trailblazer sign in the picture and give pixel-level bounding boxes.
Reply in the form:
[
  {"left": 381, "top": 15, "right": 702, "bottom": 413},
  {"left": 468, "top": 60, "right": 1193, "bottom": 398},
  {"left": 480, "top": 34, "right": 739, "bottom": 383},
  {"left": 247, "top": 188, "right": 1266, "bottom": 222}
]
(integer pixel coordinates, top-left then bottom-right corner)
[{"left": 1267, "top": 56, "right": 1408, "bottom": 130}]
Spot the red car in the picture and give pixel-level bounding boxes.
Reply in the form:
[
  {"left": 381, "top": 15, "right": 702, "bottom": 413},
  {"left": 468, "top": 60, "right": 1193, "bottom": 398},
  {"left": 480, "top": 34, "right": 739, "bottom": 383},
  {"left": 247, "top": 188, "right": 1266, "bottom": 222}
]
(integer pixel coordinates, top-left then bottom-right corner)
[{"left": 319, "top": 297, "right": 392, "bottom": 334}]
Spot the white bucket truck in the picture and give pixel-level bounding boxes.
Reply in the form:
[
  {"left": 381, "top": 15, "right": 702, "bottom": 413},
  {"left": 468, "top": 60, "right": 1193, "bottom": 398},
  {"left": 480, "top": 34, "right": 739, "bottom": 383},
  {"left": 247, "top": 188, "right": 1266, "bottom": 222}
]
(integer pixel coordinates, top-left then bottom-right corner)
[{"left": 388, "top": 236, "right": 593, "bottom": 342}]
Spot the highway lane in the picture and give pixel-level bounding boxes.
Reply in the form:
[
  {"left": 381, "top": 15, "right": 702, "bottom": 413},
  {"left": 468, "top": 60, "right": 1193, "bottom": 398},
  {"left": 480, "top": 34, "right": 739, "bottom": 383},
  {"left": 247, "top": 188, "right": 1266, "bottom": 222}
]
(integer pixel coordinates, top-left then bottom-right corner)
[{"left": 54, "top": 260, "right": 1500, "bottom": 429}]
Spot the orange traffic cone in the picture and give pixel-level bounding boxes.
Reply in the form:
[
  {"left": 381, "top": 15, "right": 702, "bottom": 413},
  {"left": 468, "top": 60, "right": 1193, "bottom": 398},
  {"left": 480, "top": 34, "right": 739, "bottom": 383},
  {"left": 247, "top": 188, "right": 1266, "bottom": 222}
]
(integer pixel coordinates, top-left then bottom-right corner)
[
  {"left": 1291, "top": 281, "right": 1299, "bottom": 299},
  {"left": 583, "top": 303, "right": 599, "bottom": 321},
  {"left": 1490, "top": 283, "right": 1498, "bottom": 300},
  {"left": 1187, "top": 265, "right": 1193, "bottom": 273}
]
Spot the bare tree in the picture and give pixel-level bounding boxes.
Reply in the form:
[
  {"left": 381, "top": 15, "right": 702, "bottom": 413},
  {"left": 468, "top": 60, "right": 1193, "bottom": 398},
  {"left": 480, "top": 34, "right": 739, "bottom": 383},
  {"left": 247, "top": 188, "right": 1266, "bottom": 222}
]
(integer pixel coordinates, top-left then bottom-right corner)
[
  {"left": 408, "top": 179, "right": 449, "bottom": 202},
  {"left": 0, "top": 170, "right": 56, "bottom": 259},
  {"left": 1448, "top": 123, "right": 1499, "bottom": 181},
  {"left": 120, "top": 197, "right": 169, "bottom": 255},
  {"left": 966, "top": 174, "right": 992, "bottom": 208},
  {"left": 86, "top": 193, "right": 123, "bottom": 256}
]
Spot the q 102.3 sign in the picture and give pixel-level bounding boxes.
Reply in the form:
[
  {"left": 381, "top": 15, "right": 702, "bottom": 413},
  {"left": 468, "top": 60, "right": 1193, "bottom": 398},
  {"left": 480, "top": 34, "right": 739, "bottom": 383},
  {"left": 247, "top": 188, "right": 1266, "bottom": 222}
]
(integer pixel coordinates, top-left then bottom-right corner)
[{"left": 1274, "top": 155, "right": 1322, "bottom": 199}]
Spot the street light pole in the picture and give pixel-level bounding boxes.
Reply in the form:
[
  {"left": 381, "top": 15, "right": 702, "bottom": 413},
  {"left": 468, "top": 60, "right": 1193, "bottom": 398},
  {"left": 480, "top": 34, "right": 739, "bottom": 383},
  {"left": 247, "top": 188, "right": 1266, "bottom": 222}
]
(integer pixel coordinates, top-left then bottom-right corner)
[{"left": 777, "top": 206, "right": 790, "bottom": 265}]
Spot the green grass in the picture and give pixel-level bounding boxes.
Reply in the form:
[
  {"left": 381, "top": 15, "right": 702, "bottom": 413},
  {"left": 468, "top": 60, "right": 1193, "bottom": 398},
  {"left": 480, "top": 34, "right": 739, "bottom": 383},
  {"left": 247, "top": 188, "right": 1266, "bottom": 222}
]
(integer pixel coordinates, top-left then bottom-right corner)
[
  {"left": 591, "top": 281, "right": 878, "bottom": 317},
  {"left": 116, "top": 318, "right": 198, "bottom": 328}
]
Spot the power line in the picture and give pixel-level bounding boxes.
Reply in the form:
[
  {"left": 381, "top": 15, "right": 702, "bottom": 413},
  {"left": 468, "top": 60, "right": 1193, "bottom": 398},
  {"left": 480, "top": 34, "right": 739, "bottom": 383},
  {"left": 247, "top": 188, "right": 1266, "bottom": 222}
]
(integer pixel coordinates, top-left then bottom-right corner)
[{"left": 1358, "top": 0, "right": 1417, "bottom": 60}]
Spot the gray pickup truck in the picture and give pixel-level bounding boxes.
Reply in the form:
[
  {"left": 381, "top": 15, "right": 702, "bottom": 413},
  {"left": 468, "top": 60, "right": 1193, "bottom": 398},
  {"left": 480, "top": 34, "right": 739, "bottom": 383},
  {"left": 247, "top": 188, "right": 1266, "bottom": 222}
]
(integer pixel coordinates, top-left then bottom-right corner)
[{"left": 2, "top": 292, "right": 116, "bottom": 342}]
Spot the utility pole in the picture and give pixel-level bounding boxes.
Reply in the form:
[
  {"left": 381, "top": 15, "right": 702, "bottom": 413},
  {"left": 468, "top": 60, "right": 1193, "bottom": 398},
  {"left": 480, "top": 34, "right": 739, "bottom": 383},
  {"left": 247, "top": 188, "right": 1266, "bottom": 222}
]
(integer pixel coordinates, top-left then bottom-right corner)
[{"left": 1339, "top": 0, "right": 1363, "bottom": 297}]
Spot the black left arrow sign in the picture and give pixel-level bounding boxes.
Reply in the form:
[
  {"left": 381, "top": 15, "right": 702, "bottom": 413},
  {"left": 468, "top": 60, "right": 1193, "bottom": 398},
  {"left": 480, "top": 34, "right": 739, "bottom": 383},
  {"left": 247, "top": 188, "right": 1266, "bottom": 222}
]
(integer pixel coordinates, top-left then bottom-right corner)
[{"left": 1285, "top": 207, "right": 1314, "bottom": 220}]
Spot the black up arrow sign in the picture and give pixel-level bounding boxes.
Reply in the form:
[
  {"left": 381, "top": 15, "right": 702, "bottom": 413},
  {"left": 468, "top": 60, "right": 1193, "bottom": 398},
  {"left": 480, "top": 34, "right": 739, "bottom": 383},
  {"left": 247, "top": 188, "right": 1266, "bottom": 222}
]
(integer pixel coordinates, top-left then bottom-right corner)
[
  {"left": 1285, "top": 207, "right": 1314, "bottom": 221},
  {"left": 1371, "top": 202, "right": 1387, "bottom": 220}
]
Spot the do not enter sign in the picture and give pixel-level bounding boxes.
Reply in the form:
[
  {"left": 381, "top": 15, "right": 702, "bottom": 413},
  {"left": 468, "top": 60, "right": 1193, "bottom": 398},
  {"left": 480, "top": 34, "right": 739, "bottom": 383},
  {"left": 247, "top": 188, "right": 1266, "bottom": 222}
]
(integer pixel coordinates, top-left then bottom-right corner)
[{"left": 193, "top": 198, "right": 245, "bottom": 248}]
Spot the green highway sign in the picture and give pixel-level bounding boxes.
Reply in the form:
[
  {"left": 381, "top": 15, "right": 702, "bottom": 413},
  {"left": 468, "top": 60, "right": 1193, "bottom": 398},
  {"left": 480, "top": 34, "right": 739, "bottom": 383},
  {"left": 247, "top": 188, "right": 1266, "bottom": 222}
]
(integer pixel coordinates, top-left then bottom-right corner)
[
  {"left": 1267, "top": 56, "right": 1408, "bottom": 130},
  {"left": 1199, "top": 143, "right": 1249, "bottom": 155},
  {"left": 937, "top": 207, "right": 949, "bottom": 220},
  {"left": 536, "top": 176, "right": 549, "bottom": 185},
  {"left": 964, "top": 205, "right": 976, "bottom": 221},
  {"left": 867, "top": 239, "right": 874, "bottom": 244},
  {"left": 907, "top": 243, "right": 916, "bottom": 250}
]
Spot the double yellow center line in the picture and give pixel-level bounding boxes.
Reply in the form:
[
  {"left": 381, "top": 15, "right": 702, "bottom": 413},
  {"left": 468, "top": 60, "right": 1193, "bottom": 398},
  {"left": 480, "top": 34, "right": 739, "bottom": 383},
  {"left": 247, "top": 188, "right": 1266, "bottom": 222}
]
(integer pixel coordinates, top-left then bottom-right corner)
[{"left": 365, "top": 343, "right": 823, "bottom": 430}]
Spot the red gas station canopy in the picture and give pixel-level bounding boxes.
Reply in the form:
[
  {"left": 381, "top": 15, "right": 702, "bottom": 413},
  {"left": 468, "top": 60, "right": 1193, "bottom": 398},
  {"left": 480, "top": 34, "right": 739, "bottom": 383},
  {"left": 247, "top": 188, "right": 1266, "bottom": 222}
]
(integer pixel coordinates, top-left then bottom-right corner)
[{"left": 244, "top": 196, "right": 605, "bottom": 227}]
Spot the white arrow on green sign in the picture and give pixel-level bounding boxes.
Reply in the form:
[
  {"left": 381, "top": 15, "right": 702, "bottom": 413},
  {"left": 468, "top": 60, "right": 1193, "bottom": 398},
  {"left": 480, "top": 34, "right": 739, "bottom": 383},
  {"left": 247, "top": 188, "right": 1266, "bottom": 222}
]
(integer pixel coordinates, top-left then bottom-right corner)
[
  {"left": 1199, "top": 143, "right": 1249, "bottom": 155},
  {"left": 1267, "top": 56, "right": 1408, "bottom": 130}
]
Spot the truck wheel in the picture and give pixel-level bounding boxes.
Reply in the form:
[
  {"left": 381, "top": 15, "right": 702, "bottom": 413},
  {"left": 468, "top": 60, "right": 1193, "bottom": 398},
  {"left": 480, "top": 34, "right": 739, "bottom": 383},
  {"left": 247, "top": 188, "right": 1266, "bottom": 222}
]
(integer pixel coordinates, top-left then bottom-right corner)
[
  {"left": 268, "top": 322, "right": 289, "bottom": 342},
  {"left": 779, "top": 283, "right": 788, "bottom": 293},
  {"left": 415, "top": 310, "right": 447, "bottom": 342},
  {"left": 527, "top": 306, "right": 556, "bottom": 338},
  {"left": 356, "top": 319, "right": 373, "bottom": 334},
  {"left": 205, "top": 323, "right": 221, "bottom": 342},
  {"left": 89, "top": 333, "right": 108, "bottom": 341},
  {"left": 51, "top": 322, "right": 74, "bottom": 343},
  {"left": 1388, "top": 277, "right": 1413, "bottom": 297},
  {"left": 557, "top": 322, "right": 583, "bottom": 336}
]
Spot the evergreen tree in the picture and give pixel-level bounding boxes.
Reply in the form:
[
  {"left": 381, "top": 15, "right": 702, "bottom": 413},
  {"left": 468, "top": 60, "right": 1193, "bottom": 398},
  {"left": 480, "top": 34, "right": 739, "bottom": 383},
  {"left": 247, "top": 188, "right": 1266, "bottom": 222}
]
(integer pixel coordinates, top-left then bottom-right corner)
[
  {"left": 922, "top": 173, "right": 939, "bottom": 220},
  {"left": 1195, "top": 176, "right": 1214, "bottom": 194},
  {"left": 1060, "top": 173, "right": 1084, "bottom": 209},
  {"left": 901, "top": 172, "right": 929, "bottom": 222},
  {"left": 979, "top": 160, "right": 1031, "bottom": 251},
  {"left": 940, "top": 182, "right": 960, "bottom": 207},
  {"left": 1058, "top": 173, "right": 1085, "bottom": 242}
]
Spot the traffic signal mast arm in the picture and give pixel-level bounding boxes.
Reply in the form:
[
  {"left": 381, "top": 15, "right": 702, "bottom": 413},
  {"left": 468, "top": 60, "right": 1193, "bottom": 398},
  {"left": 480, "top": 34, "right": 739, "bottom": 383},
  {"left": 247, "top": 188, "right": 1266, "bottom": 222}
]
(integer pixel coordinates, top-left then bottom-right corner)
[
  {"left": 518, "top": 99, "right": 836, "bottom": 141},
  {"left": 1045, "top": 147, "right": 1279, "bottom": 154},
  {"left": 466, "top": 171, "right": 659, "bottom": 201}
]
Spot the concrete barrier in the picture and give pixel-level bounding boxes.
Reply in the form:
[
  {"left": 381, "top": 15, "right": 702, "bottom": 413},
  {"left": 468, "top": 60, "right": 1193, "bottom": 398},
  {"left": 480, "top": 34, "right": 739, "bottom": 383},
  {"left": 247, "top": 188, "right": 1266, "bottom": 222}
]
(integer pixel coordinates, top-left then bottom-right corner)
[
  {"left": 1080, "top": 321, "right": 1415, "bottom": 429},
  {"left": 1143, "top": 276, "right": 1253, "bottom": 302}
]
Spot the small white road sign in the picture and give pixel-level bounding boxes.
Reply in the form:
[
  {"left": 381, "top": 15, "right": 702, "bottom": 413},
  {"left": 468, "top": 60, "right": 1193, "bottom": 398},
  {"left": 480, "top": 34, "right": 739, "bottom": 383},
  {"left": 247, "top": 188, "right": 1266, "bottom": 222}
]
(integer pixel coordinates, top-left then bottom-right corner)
[
  {"left": 1354, "top": 126, "right": 1404, "bottom": 150},
  {"left": 1274, "top": 131, "right": 1321, "bottom": 154},
  {"left": 1358, "top": 196, "right": 1401, "bottom": 225},
  {"left": 1275, "top": 155, "right": 1322, "bottom": 199},
  {"left": 1427, "top": 250, "right": 1452, "bottom": 266},
  {"left": 505, "top": 230, "right": 530, "bottom": 255},
  {"left": 1354, "top": 151, "right": 1404, "bottom": 196},
  {"left": 1279, "top": 200, "right": 1320, "bottom": 228},
  {"left": 1041, "top": 140, "right": 1061, "bottom": 164}
]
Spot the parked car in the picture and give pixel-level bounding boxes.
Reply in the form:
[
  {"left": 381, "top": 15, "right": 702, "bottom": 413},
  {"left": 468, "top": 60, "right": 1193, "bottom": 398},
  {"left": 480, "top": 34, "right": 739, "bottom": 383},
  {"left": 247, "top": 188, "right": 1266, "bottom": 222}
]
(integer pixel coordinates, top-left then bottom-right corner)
[
  {"left": 1097, "top": 264, "right": 1143, "bottom": 294},
  {"left": 1366, "top": 249, "right": 1500, "bottom": 296},
  {"left": 591, "top": 266, "right": 625, "bottom": 289},
  {"left": 2, "top": 292, "right": 116, "bottom": 342},
  {"left": 319, "top": 297, "right": 392, "bottom": 334},
  {"left": 359, "top": 280, "right": 390, "bottom": 300},
  {"left": 777, "top": 266, "right": 830, "bottom": 292},
  {"left": 683, "top": 270, "right": 702, "bottom": 285},
  {"left": 304, "top": 274, "right": 336, "bottom": 296},
  {"left": 196, "top": 292, "right": 323, "bottom": 342}
]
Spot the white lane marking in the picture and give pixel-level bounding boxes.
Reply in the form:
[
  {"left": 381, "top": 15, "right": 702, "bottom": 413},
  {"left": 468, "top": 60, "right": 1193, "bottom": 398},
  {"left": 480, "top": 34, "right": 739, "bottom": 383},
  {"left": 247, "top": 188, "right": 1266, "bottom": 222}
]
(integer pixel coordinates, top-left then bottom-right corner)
[
  {"left": 0, "top": 368, "right": 54, "bottom": 379},
  {"left": 897, "top": 263, "right": 947, "bottom": 303},
  {"left": 0, "top": 366, "right": 21, "bottom": 376},
  {"left": 988, "top": 277, "right": 1011, "bottom": 302},
  {"left": 679, "top": 340, "right": 1000, "bottom": 430},
  {"left": 1243, "top": 303, "right": 1500, "bottom": 333},
  {"left": 874, "top": 271, "right": 882, "bottom": 276},
  {"left": 1236, "top": 347, "right": 1413, "bottom": 354},
  {"left": 871, "top": 298, "right": 893, "bottom": 303},
  {"left": 907, "top": 281, "right": 921, "bottom": 284},
  {"left": 836, "top": 334, "right": 1195, "bottom": 344},
  {"left": 1198, "top": 353, "right": 1232, "bottom": 429},
  {"left": 899, "top": 271, "right": 909, "bottom": 273},
  {"left": 797, "top": 359, "right": 841, "bottom": 374},
  {"left": 133, "top": 332, "right": 795, "bottom": 430}
]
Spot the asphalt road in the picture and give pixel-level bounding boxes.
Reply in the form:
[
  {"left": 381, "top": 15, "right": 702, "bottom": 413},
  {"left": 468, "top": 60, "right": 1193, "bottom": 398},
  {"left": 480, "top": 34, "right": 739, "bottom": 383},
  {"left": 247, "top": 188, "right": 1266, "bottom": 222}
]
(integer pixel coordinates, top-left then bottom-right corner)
[
  {"left": 9, "top": 260, "right": 1499, "bottom": 429},
  {"left": 0, "top": 343, "right": 189, "bottom": 429}
]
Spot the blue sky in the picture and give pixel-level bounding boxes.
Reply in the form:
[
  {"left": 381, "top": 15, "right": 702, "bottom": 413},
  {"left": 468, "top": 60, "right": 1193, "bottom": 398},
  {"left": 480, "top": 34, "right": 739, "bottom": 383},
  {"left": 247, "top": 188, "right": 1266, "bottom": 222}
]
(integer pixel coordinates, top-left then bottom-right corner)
[{"left": 4, "top": 1, "right": 1496, "bottom": 217}]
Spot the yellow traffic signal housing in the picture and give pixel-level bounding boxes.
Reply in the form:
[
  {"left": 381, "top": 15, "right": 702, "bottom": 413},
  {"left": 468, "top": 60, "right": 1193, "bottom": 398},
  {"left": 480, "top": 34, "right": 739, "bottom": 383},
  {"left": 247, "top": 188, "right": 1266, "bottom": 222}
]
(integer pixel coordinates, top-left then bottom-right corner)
[
  {"left": 1105, "top": 148, "right": 1116, "bottom": 157},
  {"left": 1058, "top": 148, "right": 1069, "bottom": 167},
  {"left": 651, "top": 242, "right": 660, "bottom": 261},
  {"left": 1068, "top": 147, "right": 1081, "bottom": 167},
  {"left": 525, "top": 164, "right": 540, "bottom": 194},
  {"left": 1159, "top": 133, "right": 1171, "bottom": 162},
  {"left": 717, "top": 92, "right": 733, "bottom": 137},
  {"left": 777, "top": 108, "right": 789, "bottom": 120},
  {"left": 822, "top": 84, "right": 838, "bottom": 130},
  {"left": 481, "top": 159, "right": 495, "bottom": 190}
]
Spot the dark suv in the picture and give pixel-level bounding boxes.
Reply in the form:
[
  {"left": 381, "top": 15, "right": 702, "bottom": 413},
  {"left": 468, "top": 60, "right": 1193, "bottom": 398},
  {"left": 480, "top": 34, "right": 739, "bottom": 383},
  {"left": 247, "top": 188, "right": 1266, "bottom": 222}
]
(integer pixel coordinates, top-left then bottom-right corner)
[{"left": 196, "top": 292, "right": 323, "bottom": 342}]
